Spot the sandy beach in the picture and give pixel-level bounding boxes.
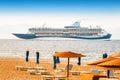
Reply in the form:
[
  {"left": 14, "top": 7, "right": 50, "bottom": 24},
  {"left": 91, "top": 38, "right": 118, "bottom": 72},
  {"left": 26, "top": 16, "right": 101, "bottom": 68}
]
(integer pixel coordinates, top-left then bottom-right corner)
[
  {"left": 0, "top": 57, "right": 92, "bottom": 80},
  {"left": 0, "top": 57, "right": 120, "bottom": 80}
]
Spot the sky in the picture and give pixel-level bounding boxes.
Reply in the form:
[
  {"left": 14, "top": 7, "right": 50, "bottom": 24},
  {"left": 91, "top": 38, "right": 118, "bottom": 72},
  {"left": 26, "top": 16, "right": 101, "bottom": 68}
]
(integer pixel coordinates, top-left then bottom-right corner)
[{"left": 0, "top": 0, "right": 120, "bottom": 39}]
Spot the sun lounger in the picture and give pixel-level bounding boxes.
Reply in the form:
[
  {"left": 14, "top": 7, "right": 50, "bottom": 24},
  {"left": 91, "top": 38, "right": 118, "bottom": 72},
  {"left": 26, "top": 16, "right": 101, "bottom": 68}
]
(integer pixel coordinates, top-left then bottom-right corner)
[
  {"left": 16, "top": 66, "right": 24, "bottom": 70},
  {"left": 99, "top": 77, "right": 119, "bottom": 80},
  {"left": 55, "top": 64, "right": 73, "bottom": 72},
  {"left": 79, "top": 70, "right": 90, "bottom": 74},
  {"left": 42, "top": 75, "right": 66, "bottom": 80},
  {"left": 54, "top": 75, "right": 66, "bottom": 80},
  {"left": 31, "top": 66, "right": 46, "bottom": 70},
  {"left": 69, "top": 70, "right": 80, "bottom": 75},
  {"left": 16, "top": 65, "right": 46, "bottom": 72},
  {"left": 40, "top": 71, "right": 51, "bottom": 75},
  {"left": 41, "top": 70, "right": 66, "bottom": 80},
  {"left": 90, "top": 69, "right": 100, "bottom": 74},
  {"left": 109, "top": 70, "right": 114, "bottom": 78},
  {"left": 27, "top": 69, "right": 50, "bottom": 75},
  {"left": 33, "top": 69, "right": 51, "bottom": 75},
  {"left": 27, "top": 69, "right": 36, "bottom": 75},
  {"left": 114, "top": 70, "right": 120, "bottom": 75},
  {"left": 102, "top": 70, "right": 118, "bottom": 78},
  {"left": 61, "top": 64, "right": 73, "bottom": 71},
  {"left": 16, "top": 66, "right": 31, "bottom": 71},
  {"left": 42, "top": 75, "right": 54, "bottom": 80}
]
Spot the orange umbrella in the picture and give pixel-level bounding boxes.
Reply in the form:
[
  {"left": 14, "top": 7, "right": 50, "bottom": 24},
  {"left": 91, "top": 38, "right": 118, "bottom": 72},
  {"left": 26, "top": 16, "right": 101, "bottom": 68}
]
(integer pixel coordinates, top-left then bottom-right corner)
[
  {"left": 87, "top": 57, "right": 120, "bottom": 78},
  {"left": 109, "top": 52, "right": 120, "bottom": 57},
  {"left": 87, "top": 57, "right": 117, "bottom": 65},
  {"left": 53, "top": 51, "right": 86, "bottom": 77},
  {"left": 53, "top": 51, "right": 86, "bottom": 58},
  {"left": 98, "top": 58, "right": 120, "bottom": 67},
  {"left": 97, "top": 58, "right": 120, "bottom": 78}
]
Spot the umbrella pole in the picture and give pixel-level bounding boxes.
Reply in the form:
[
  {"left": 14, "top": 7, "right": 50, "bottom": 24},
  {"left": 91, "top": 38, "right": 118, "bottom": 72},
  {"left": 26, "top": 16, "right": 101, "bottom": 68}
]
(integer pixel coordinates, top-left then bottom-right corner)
[
  {"left": 107, "top": 70, "right": 110, "bottom": 78},
  {"left": 67, "top": 58, "right": 70, "bottom": 77}
]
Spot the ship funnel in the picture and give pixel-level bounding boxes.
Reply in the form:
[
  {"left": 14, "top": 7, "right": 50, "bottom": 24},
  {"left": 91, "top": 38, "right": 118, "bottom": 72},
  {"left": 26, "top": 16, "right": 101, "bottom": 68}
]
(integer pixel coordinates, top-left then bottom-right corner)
[{"left": 72, "top": 22, "right": 80, "bottom": 27}]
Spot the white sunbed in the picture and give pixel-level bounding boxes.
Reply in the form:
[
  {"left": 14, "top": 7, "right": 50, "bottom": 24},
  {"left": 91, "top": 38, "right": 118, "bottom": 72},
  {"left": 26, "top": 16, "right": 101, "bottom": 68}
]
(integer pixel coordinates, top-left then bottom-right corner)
[
  {"left": 42, "top": 75, "right": 54, "bottom": 80},
  {"left": 42, "top": 75, "right": 66, "bottom": 80},
  {"left": 99, "top": 77, "right": 119, "bottom": 80},
  {"left": 27, "top": 69, "right": 36, "bottom": 74},
  {"left": 90, "top": 69, "right": 100, "bottom": 74},
  {"left": 16, "top": 66, "right": 31, "bottom": 71}
]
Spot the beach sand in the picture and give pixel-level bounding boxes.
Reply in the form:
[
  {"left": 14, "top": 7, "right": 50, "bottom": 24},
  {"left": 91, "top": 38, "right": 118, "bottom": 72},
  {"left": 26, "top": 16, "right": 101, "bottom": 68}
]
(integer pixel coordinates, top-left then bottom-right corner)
[
  {"left": 0, "top": 57, "right": 120, "bottom": 80},
  {"left": 0, "top": 57, "right": 90, "bottom": 80}
]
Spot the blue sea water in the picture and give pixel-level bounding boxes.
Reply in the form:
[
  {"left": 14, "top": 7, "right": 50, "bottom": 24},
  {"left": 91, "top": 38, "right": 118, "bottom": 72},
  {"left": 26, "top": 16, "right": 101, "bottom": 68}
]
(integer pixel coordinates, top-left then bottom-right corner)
[{"left": 0, "top": 39, "right": 120, "bottom": 63}]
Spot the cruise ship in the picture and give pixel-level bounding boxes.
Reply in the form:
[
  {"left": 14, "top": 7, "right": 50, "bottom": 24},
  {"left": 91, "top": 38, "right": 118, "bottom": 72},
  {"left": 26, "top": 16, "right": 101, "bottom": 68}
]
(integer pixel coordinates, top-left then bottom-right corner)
[{"left": 12, "top": 22, "right": 112, "bottom": 40}]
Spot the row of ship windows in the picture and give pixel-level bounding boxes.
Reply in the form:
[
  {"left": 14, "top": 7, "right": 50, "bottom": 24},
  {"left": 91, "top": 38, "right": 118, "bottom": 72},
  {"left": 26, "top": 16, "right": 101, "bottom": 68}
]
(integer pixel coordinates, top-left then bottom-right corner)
[
  {"left": 35, "top": 33, "right": 98, "bottom": 35},
  {"left": 30, "top": 30, "right": 101, "bottom": 33},
  {"left": 29, "top": 29, "right": 101, "bottom": 32},
  {"left": 31, "top": 31, "right": 101, "bottom": 33}
]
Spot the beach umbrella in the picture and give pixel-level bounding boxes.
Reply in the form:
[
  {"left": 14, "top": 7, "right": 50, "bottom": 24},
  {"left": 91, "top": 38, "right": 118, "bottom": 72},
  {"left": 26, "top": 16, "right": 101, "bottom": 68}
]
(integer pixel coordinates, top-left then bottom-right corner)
[
  {"left": 53, "top": 51, "right": 86, "bottom": 77},
  {"left": 56, "top": 57, "right": 60, "bottom": 63},
  {"left": 98, "top": 58, "right": 120, "bottom": 67},
  {"left": 109, "top": 52, "right": 120, "bottom": 57},
  {"left": 98, "top": 58, "right": 120, "bottom": 78},
  {"left": 88, "top": 57, "right": 120, "bottom": 78},
  {"left": 53, "top": 56, "right": 60, "bottom": 69},
  {"left": 87, "top": 57, "right": 117, "bottom": 65},
  {"left": 77, "top": 57, "right": 81, "bottom": 65},
  {"left": 103, "top": 53, "right": 108, "bottom": 59},
  {"left": 53, "top": 56, "right": 57, "bottom": 69},
  {"left": 36, "top": 51, "right": 39, "bottom": 64},
  {"left": 26, "top": 50, "right": 29, "bottom": 62}
]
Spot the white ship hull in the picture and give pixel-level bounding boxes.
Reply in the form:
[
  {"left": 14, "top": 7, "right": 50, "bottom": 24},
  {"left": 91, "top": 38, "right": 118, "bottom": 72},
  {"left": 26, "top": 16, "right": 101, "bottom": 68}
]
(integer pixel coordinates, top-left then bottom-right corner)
[{"left": 12, "top": 22, "right": 112, "bottom": 40}]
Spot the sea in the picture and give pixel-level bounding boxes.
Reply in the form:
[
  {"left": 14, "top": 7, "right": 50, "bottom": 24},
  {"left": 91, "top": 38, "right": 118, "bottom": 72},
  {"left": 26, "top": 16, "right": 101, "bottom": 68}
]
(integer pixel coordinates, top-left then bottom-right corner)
[{"left": 0, "top": 38, "right": 120, "bottom": 63}]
